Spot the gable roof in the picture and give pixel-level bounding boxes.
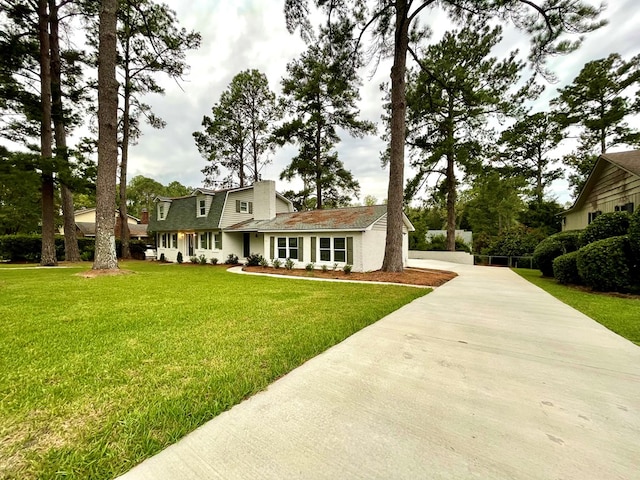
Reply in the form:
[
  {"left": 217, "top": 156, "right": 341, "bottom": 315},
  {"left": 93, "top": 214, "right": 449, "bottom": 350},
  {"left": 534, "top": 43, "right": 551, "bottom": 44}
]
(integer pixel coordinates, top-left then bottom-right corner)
[
  {"left": 75, "top": 222, "right": 148, "bottom": 237},
  {"left": 149, "top": 191, "right": 227, "bottom": 231},
  {"left": 225, "top": 205, "right": 414, "bottom": 232},
  {"left": 564, "top": 149, "right": 640, "bottom": 213}
]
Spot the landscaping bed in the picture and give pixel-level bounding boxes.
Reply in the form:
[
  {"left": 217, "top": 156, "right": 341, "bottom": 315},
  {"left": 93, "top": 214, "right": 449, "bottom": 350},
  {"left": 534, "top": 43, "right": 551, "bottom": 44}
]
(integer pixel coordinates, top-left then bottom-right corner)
[{"left": 242, "top": 265, "right": 457, "bottom": 286}]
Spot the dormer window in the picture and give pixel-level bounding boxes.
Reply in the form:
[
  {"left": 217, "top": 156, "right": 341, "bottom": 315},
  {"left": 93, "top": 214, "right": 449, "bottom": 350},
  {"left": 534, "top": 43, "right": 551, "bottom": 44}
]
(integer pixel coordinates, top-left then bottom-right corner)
[
  {"left": 158, "top": 204, "right": 165, "bottom": 220},
  {"left": 199, "top": 199, "right": 206, "bottom": 216}
]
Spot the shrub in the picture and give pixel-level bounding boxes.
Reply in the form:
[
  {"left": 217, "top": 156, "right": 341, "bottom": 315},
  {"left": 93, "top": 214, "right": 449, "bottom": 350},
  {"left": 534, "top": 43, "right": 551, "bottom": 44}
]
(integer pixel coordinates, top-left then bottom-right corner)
[
  {"left": 176, "top": 252, "right": 183, "bottom": 264},
  {"left": 580, "top": 211, "right": 631, "bottom": 246},
  {"left": 259, "top": 257, "right": 269, "bottom": 267},
  {"left": 533, "top": 230, "right": 582, "bottom": 277},
  {"left": 305, "top": 263, "right": 315, "bottom": 272},
  {"left": 424, "top": 234, "right": 471, "bottom": 252},
  {"left": 272, "top": 258, "right": 282, "bottom": 269},
  {"left": 332, "top": 263, "right": 338, "bottom": 271},
  {"left": 577, "top": 236, "right": 633, "bottom": 292},
  {"left": 484, "top": 226, "right": 545, "bottom": 256},
  {"left": 553, "top": 251, "right": 581, "bottom": 285},
  {"left": 343, "top": 264, "right": 352, "bottom": 274},
  {"left": 160, "top": 253, "right": 166, "bottom": 262},
  {"left": 245, "top": 253, "right": 264, "bottom": 266},
  {"left": 198, "top": 254, "right": 208, "bottom": 265},
  {"left": 321, "top": 264, "right": 328, "bottom": 273},
  {"left": 284, "top": 258, "right": 294, "bottom": 270},
  {"left": 189, "top": 256, "right": 198, "bottom": 264},
  {"left": 629, "top": 208, "right": 640, "bottom": 263},
  {"left": 210, "top": 257, "right": 218, "bottom": 265},
  {"left": 225, "top": 253, "right": 239, "bottom": 265}
]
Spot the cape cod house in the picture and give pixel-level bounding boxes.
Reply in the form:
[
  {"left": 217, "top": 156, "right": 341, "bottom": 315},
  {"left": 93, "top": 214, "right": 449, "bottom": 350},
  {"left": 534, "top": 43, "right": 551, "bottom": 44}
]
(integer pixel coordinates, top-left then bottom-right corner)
[
  {"left": 148, "top": 180, "right": 414, "bottom": 272},
  {"left": 562, "top": 150, "right": 640, "bottom": 231}
]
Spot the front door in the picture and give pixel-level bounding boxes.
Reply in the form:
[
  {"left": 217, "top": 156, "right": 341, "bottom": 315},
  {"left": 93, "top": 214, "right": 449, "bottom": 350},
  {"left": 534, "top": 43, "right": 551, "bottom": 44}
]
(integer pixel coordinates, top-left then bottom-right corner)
[
  {"left": 243, "top": 232, "right": 250, "bottom": 258},
  {"left": 187, "top": 234, "right": 194, "bottom": 256}
]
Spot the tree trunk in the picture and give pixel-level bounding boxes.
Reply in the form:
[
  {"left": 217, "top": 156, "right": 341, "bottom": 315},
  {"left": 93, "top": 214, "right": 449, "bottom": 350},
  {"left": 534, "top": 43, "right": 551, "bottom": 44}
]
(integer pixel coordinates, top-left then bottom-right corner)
[
  {"left": 315, "top": 113, "right": 323, "bottom": 209},
  {"left": 38, "top": 0, "right": 57, "bottom": 266},
  {"left": 445, "top": 95, "right": 456, "bottom": 252},
  {"left": 49, "top": 0, "right": 80, "bottom": 262},
  {"left": 381, "top": 0, "right": 410, "bottom": 272},
  {"left": 93, "top": 0, "right": 119, "bottom": 270},
  {"left": 119, "top": 15, "right": 132, "bottom": 260}
]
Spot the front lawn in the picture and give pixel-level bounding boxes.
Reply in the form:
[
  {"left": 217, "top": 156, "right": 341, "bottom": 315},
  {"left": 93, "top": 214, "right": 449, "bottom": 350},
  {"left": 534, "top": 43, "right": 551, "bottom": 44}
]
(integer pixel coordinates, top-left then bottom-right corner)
[
  {"left": 513, "top": 268, "right": 640, "bottom": 346},
  {"left": 0, "top": 262, "right": 428, "bottom": 479}
]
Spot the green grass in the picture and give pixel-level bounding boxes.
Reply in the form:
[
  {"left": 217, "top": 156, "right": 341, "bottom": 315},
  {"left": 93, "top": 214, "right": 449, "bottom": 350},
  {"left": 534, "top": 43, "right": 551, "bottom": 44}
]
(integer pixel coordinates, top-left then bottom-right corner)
[
  {"left": 513, "top": 268, "right": 640, "bottom": 346},
  {"left": 0, "top": 262, "right": 428, "bottom": 479}
]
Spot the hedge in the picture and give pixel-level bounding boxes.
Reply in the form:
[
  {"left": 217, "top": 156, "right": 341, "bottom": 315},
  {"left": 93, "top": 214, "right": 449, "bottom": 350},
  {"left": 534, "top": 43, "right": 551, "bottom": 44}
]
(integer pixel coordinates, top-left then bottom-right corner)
[
  {"left": 629, "top": 208, "right": 640, "bottom": 263},
  {"left": 552, "top": 251, "right": 581, "bottom": 285},
  {"left": 0, "top": 235, "right": 146, "bottom": 262},
  {"left": 580, "top": 211, "right": 631, "bottom": 246},
  {"left": 532, "top": 230, "right": 582, "bottom": 277},
  {"left": 576, "top": 236, "right": 633, "bottom": 292}
]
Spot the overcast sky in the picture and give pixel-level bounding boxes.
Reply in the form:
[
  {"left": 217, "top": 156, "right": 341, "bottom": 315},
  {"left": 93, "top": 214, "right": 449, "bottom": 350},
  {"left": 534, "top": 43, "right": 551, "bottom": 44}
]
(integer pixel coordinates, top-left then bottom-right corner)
[{"left": 126, "top": 1, "right": 640, "bottom": 206}]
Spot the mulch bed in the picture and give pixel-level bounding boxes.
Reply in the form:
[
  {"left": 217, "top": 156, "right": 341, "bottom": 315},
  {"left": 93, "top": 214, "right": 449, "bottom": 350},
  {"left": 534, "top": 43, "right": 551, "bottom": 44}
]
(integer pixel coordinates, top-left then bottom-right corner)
[{"left": 242, "top": 265, "right": 457, "bottom": 287}]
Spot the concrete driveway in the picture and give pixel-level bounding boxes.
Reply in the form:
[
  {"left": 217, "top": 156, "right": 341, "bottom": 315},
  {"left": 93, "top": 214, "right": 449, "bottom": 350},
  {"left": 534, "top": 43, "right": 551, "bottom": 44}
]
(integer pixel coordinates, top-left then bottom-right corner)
[{"left": 118, "top": 261, "right": 640, "bottom": 480}]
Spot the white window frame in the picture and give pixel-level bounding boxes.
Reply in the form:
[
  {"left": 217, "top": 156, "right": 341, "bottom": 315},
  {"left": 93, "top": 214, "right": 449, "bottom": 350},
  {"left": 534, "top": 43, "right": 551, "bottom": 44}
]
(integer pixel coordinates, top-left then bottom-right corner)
[
  {"left": 239, "top": 200, "right": 249, "bottom": 213},
  {"left": 277, "top": 237, "right": 298, "bottom": 260},
  {"left": 158, "top": 204, "right": 165, "bottom": 220},
  {"left": 171, "top": 233, "right": 178, "bottom": 249},
  {"left": 318, "top": 236, "right": 346, "bottom": 263},
  {"left": 198, "top": 199, "right": 206, "bottom": 216},
  {"left": 213, "top": 232, "right": 222, "bottom": 250}
]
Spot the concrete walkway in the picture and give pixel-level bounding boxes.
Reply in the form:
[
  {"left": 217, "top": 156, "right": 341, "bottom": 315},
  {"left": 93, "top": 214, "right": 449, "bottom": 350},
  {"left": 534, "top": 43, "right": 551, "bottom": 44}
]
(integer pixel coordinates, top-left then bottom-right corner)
[{"left": 118, "top": 261, "right": 640, "bottom": 480}]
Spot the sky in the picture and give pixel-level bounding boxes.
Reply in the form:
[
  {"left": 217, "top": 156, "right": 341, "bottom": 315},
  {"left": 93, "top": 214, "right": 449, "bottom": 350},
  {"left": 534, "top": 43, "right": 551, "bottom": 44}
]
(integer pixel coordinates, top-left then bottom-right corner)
[{"left": 125, "top": 0, "right": 640, "bottom": 206}]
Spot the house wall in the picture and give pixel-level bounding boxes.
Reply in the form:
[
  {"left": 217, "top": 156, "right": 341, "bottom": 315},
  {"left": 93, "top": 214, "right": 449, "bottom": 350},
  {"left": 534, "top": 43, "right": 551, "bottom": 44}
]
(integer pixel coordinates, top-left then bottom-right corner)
[
  {"left": 74, "top": 210, "right": 138, "bottom": 224},
  {"left": 276, "top": 196, "right": 293, "bottom": 214},
  {"left": 564, "top": 163, "right": 640, "bottom": 231},
  {"left": 219, "top": 190, "right": 255, "bottom": 228}
]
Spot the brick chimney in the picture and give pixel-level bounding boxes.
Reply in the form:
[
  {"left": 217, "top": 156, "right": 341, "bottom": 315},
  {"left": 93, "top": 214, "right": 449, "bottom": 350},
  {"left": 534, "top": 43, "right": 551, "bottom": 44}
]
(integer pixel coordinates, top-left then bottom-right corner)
[
  {"left": 253, "top": 181, "right": 276, "bottom": 220},
  {"left": 140, "top": 208, "right": 149, "bottom": 224}
]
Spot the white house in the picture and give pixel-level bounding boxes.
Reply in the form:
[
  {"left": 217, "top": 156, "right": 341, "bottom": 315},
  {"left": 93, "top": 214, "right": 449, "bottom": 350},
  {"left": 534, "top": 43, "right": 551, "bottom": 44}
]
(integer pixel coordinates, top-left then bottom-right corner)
[{"left": 148, "top": 180, "right": 414, "bottom": 272}]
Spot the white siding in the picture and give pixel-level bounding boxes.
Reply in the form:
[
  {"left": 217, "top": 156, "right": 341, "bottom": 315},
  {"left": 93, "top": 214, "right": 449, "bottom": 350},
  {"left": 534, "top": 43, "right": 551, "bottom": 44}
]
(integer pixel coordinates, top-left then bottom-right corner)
[
  {"left": 564, "top": 163, "right": 640, "bottom": 231},
  {"left": 220, "top": 190, "right": 255, "bottom": 228},
  {"left": 195, "top": 195, "right": 213, "bottom": 217},
  {"left": 276, "top": 196, "right": 294, "bottom": 213},
  {"left": 372, "top": 215, "right": 387, "bottom": 231}
]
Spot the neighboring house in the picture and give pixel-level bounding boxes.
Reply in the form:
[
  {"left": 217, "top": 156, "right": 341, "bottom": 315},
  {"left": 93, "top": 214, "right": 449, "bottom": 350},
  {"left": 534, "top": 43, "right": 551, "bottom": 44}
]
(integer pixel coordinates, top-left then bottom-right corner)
[
  {"left": 562, "top": 150, "right": 640, "bottom": 231},
  {"left": 149, "top": 180, "right": 414, "bottom": 272},
  {"left": 62, "top": 207, "right": 149, "bottom": 240}
]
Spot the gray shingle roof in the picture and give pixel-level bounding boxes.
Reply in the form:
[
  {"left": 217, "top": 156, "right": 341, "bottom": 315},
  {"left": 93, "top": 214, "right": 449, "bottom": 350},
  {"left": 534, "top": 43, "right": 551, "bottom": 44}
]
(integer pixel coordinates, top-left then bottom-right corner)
[
  {"left": 149, "top": 192, "right": 227, "bottom": 232},
  {"left": 601, "top": 150, "right": 640, "bottom": 176},
  {"left": 225, "top": 205, "right": 390, "bottom": 232}
]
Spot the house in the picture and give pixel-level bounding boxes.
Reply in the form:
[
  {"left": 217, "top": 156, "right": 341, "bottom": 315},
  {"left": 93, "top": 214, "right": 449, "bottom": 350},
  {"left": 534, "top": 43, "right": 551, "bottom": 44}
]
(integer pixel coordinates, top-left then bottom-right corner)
[
  {"left": 148, "top": 180, "right": 414, "bottom": 272},
  {"left": 562, "top": 150, "right": 640, "bottom": 231},
  {"left": 62, "top": 207, "right": 149, "bottom": 240}
]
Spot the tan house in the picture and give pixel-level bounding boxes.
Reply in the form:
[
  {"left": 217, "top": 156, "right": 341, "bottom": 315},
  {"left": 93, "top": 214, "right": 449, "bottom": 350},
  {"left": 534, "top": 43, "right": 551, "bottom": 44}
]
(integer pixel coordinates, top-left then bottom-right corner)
[
  {"left": 62, "top": 208, "right": 149, "bottom": 240},
  {"left": 149, "top": 180, "right": 414, "bottom": 272},
  {"left": 562, "top": 150, "right": 639, "bottom": 231}
]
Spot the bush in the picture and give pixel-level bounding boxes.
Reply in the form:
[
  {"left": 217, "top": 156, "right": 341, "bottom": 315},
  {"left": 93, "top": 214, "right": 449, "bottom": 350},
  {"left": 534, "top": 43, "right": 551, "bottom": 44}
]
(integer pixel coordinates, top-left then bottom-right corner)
[
  {"left": 577, "top": 236, "right": 633, "bottom": 292},
  {"left": 245, "top": 253, "right": 264, "bottom": 266},
  {"left": 305, "top": 263, "right": 315, "bottom": 272},
  {"left": 284, "top": 258, "right": 294, "bottom": 270},
  {"left": 160, "top": 253, "right": 166, "bottom": 262},
  {"left": 272, "top": 258, "right": 282, "bottom": 269},
  {"left": 210, "top": 257, "right": 218, "bottom": 265},
  {"left": 484, "top": 226, "right": 545, "bottom": 256},
  {"left": 580, "top": 211, "right": 631, "bottom": 246},
  {"left": 424, "top": 234, "right": 471, "bottom": 253},
  {"left": 321, "top": 264, "right": 328, "bottom": 273},
  {"left": 343, "top": 264, "right": 352, "bottom": 274},
  {"left": 553, "top": 251, "right": 581, "bottom": 285},
  {"left": 533, "top": 230, "right": 582, "bottom": 277},
  {"left": 259, "top": 257, "right": 269, "bottom": 267},
  {"left": 176, "top": 252, "right": 183, "bottom": 264},
  {"left": 629, "top": 208, "right": 640, "bottom": 263},
  {"left": 225, "top": 253, "right": 239, "bottom": 265},
  {"left": 198, "top": 254, "right": 208, "bottom": 265},
  {"left": 189, "top": 256, "right": 198, "bottom": 264}
]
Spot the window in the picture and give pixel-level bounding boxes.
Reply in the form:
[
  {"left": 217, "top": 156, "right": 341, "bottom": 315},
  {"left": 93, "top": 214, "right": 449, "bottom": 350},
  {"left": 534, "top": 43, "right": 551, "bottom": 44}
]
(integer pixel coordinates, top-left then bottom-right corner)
[
  {"left": 318, "top": 237, "right": 346, "bottom": 262},
  {"left": 172, "top": 234, "right": 178, "bottom": 249},
  {"left": 240, "top": 201, "right": 249, "bottom": 213},
  {"left": 214, "top": 233, "right": 222, "bottom": 250},
  {"left": 615, "top": 202, "right": 635, "bottom": 214},
  {"left": 319, "top": 238, "right": 331, "bottom": 261},
  {"left": 277, "top": 237, "right": 298, "bottom": 259},
  {"left": 333, "top": 237, "right": 346, "bottom": 262},
  {"left": 200, "top": 232, "right": 208, "bottom": 249},
  {"left": 588, "top": 211, "right": 602, "bottom": 224},
  {"left": 161, "top": 233, "right": 167, "bottom": 248},
  {"left": 199, "top": 199, "right": 206, "bottom": 216},
  {"left": 158, "top": 204, "right": 165, "bottom": 220}
]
